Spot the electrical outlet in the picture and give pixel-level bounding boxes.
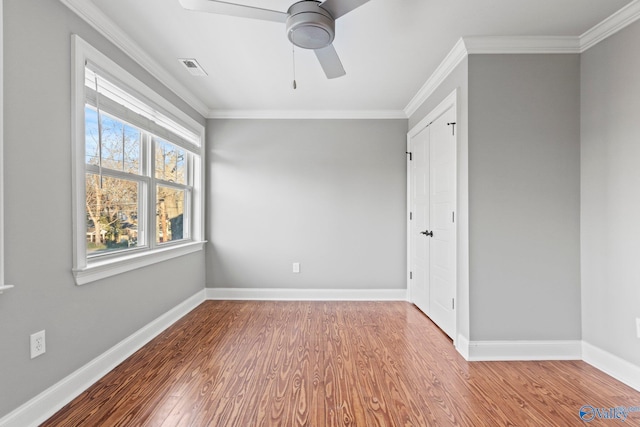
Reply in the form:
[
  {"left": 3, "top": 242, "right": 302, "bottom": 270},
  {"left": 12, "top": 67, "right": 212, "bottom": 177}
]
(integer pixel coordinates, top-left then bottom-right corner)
[
  {"left": 292, "top": 262, "right": 300, "bottom": 274},
  {"left": 636, "top": 318, "right": 640, "bottom": 339},
  {"left": 30, "top": 330, "right": 46, "bottom": 359}
]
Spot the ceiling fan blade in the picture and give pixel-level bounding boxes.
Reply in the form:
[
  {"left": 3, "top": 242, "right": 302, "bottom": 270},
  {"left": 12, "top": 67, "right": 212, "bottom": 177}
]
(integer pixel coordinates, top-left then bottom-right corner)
[
  {"left": 319, "top": 0, "right": 370, "bottom": 19},
  {"left": 179, "top": 0, "right": 287, "bottom": 23},
  {"left": 314, "top": 44, "right": 346, "bottom": 79}
]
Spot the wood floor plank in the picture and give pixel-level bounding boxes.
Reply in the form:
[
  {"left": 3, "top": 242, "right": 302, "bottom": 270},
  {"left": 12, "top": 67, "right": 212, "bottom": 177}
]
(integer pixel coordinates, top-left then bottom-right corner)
[{"left": 42, "top": 301, "right": 640, "bottom": 427}]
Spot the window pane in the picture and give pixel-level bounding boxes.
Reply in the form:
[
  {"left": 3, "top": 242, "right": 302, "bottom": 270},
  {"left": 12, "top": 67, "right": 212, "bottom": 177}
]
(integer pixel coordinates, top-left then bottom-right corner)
[
  {"left": 85, "top": 107, "right": 100, "bottom": 166},
  {"left": 157, "top": 186, "right": 185, "bottom": 243},
  {"left": 86, "top": 174, "right": 139, "bottom": 255},
  {"left": 85, "top": 106, "right": 141, "bottom": 173},
  {"left": 155, "top": 138, "right": 186, "bottom": 184}
]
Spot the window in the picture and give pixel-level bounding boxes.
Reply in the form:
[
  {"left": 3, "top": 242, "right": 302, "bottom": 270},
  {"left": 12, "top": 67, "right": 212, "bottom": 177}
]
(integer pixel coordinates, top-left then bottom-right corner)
[{"left": 72, "top": 35, "right": 204, "bottom": 285}]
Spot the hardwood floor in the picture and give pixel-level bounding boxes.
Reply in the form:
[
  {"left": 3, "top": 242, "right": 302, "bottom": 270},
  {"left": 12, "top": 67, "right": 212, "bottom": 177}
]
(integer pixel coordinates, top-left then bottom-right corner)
[{"left": 43, "top": 301, "right": 640, "bottom": 426}]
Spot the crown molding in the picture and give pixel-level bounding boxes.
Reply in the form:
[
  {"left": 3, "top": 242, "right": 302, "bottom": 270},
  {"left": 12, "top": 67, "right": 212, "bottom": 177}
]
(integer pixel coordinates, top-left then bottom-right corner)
[
  {"left": 463, "top": 36, "right": 581, "bottom": 54},
  {"left": 402, "top": 2, "right": 640, "bottom": 119},
  {"left": 403, "top": 35, "right": 581, "bottom": 118},
  {"left": 208, "top": 109, "right": 408, "bottom": 119},
  {"left": 403, "top": 38, "right": 467, "bottom": 118},
  {"left": 59, "top": 0, "right": 210, "bottom": 118},
  {"left": 403, "top": 0, "right": 640, "bottom": 117},
  {"left": 580, "top": 0, "right": 640, "bottom": 52},
  {"left": 60, "top": 0, "right": 406, "bottom": 121},
  {"left": 60, "top": 0, "right": 640, "bottom": 120}
]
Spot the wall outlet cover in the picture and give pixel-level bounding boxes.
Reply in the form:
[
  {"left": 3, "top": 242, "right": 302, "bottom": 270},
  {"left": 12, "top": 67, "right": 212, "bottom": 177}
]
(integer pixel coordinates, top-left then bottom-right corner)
[{"left": 30, "top": 330, "right": 46, "bottom": 359}]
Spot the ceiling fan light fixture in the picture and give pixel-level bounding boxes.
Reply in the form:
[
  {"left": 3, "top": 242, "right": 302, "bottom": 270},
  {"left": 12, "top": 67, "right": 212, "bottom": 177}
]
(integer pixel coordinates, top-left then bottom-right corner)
[
  {"left": 286, "top": 1, "right": 335, "bottom": 49},
  {"left": 179, "top": 0, "right": 371, "bottom": 79}
]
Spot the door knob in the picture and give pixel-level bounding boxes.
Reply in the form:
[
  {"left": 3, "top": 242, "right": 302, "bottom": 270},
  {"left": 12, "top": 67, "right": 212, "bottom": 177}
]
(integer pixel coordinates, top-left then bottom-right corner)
[{"left": 420, "top": 230, "right": 433, "bottom": 237}]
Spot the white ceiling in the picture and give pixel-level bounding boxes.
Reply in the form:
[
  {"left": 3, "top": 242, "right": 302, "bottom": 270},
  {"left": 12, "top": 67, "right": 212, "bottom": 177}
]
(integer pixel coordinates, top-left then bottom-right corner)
[{"left": 86, "top": 0, "right": 632, "bottom": 116}]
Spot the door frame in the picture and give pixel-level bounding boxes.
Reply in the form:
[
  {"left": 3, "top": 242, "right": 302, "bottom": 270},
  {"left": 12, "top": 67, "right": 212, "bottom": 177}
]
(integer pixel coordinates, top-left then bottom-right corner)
[{"left": 407, "top": 89, "right": 458, "bottom": 337}]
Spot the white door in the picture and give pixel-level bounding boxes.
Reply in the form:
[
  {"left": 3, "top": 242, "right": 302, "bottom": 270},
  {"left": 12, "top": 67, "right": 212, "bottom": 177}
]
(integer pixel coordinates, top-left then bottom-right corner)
[
  {"left": 409, "top": 126, "right": 430, "bottom": 313},
  {"left": 427, "top": 107, "right": 456, "bottom": 338},
  {"left": 408, "top": 105, "right": 457, "bottom": 339}
]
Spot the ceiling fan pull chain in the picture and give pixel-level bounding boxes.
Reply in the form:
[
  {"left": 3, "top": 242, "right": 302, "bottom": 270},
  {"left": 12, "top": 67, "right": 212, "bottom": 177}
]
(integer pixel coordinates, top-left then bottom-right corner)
[{"left": 292, "top": 43, "right": 297, "bottom": 90}]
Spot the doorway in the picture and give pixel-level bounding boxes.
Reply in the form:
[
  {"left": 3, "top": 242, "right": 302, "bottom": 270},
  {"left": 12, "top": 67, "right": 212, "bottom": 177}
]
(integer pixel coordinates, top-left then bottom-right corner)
[{"left": 407, "top": 93, "right": 457, "bottom": 339}]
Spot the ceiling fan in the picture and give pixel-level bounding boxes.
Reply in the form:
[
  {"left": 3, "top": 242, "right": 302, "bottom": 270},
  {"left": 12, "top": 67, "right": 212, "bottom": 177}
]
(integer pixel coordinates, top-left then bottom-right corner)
[{"left": 178, "top": 0, "right": 370, "bottom": 79}]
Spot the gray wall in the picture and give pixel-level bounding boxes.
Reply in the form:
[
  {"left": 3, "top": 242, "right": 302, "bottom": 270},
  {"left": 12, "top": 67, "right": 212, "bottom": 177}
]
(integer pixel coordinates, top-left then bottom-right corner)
[
  {"left": 581, "top": 20, "right": 640, "bottom": 366},
  {"left": 207, "top": 119, "right": 407, "bottom": 290},
  {"left": 467, "top": 54, "right": 581, "bottom": 341},
  {"left": 408, "top": 59, "right": 470, "bottom": 341},
  {"left": 3, "top": 0, "right": 636, "bottom": 419},
  {"left": 409, "top": 54, "right": 582, "bottom": 344},
  {"left": 0, "top": 0, "right": 205, "bottom": 417}
]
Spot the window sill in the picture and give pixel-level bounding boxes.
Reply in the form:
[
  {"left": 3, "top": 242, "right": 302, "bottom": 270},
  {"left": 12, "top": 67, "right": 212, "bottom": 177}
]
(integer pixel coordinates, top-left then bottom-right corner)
[{"left": 73, "top": 241, "right": 205, "bottom": 286}]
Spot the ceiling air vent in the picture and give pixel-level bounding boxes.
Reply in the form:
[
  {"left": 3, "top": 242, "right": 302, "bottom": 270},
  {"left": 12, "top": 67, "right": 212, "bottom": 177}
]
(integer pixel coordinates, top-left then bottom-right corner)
[{"left": 178, "top": 58, "right": 208, "bottom": 77}]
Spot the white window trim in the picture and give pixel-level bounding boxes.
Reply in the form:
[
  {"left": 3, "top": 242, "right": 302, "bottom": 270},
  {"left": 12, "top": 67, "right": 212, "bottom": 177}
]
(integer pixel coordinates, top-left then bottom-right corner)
[
  {"left": 71, "top": 35, "right": 205, "bottom": 286},
  {"left": 0, "top": 0, "right": 12, "bottom": 294}
]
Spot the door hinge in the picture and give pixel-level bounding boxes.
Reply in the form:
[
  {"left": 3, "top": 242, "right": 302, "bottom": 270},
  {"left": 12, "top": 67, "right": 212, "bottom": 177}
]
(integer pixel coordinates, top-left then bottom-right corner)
[
  {"left": 452, "top": 298, "right": 455, "bottom": 309},
  {"left": 406, "top": 151, "right": 412, "bottom": 161},
  {"left": 452, "top": 211, "right": 455, "bottom": 223},
  {"left": 410, "top": 272, "right": 413, "bottom": 280},
  {"left": 447, "top": 122, "right": 457, "bottom": 136},
  {"left": 410, "top": 212, "right": 413, "bottom": 220}
]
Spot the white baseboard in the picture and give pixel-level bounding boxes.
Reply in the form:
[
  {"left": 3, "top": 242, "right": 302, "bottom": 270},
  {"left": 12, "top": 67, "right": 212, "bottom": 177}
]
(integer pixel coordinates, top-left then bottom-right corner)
[
  {"left": 455, "top": 334, "right": 470, "bottom": 359},
  {"left": 466, "top": 340, "right": 582, "bottom": 361},
  {"left": 4, "top": 290, "right": 639, "bottom": 426},
  {"left": 205, "top": 287, "right": 409, "bottom": 301},
  {"left": 582, "top": 341, "right": 640, "bottom": 392},
  {"left": 0, "top": 290, "right": 206, "bottom": 427}
]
